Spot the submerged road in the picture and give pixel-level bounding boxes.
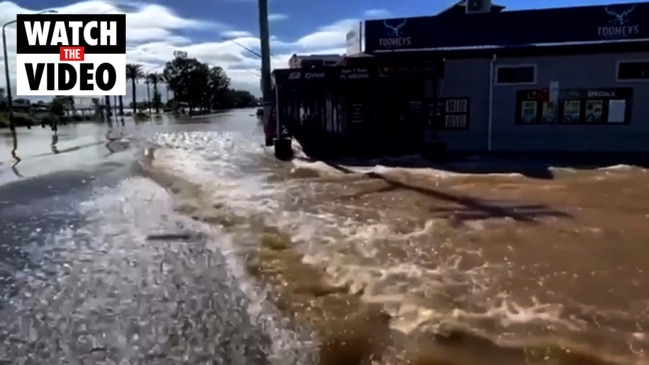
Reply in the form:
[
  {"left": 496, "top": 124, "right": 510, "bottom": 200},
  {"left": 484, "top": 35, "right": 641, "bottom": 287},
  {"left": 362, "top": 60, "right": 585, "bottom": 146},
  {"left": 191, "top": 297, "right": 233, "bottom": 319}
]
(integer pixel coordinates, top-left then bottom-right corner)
[{"left": 0, "top": 110, "right": 308, "bottom": 364}]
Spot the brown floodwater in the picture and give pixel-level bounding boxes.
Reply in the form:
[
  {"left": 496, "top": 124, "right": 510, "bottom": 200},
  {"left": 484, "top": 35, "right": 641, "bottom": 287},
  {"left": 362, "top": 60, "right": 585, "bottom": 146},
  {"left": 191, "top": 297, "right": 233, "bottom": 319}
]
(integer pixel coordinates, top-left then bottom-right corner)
[
  {"left": 139, "top": 122, "right": 649, "bottom": 365},
  {"left": 265, "top": 163, "right": 649, "bottom": 365}
]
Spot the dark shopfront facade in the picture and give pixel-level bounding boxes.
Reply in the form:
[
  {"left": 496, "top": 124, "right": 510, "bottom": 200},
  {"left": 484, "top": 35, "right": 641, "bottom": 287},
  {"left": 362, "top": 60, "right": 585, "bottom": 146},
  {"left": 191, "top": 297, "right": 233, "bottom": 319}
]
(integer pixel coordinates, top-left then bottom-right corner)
[
  {"left": 363, "top": 1, "right": 649, "bottom": 153},
  {"left": 272, "top": 62, "right": 445, "bottom": 158}
]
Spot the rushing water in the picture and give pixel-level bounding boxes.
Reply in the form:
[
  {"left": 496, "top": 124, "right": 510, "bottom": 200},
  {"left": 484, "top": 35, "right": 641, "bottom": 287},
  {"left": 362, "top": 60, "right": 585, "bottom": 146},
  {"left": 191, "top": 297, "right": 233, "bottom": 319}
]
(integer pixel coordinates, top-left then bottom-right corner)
[{"left": 0, "top": 110, "right": 648, "bottom": 364}]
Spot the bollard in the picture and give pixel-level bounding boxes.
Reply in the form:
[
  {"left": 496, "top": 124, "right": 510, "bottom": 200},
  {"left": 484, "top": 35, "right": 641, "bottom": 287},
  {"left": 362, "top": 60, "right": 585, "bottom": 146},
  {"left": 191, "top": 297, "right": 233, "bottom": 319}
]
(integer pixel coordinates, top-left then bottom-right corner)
[{"left": 274, "top": 137, "right": 293, "bottom": 160}]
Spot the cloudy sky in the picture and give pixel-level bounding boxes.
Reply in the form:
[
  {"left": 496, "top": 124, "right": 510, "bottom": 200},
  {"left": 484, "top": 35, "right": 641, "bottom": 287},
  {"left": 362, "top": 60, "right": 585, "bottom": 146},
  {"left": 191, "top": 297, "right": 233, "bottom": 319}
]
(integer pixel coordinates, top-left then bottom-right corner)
[{"left": 0, "top": 0, "right": 639, "bottom": 101}]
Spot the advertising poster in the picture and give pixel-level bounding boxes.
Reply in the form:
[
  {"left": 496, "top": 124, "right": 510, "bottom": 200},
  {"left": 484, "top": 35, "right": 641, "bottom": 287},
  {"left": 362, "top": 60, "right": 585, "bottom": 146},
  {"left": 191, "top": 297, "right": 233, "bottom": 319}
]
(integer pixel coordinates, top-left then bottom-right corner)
[
  {"left": 456, "top": 99, "right": 468, "bottom": 113},
  {"left": 608, "top": 100, "right": 627, "bottom": 123},
  {"left": 520, "top": 101, "right": 538, "bottom": 123},
  {"left": 445, "top": 99, "right": 456, "bottom": 113},
  {"left": 562, "top": 100, "right": 581, "bottom": 123},
  {"left": 445, "top": 115, "right": 456, "bottom": 128},
  {"left": 585, "top": 100, "right": 603, "bottom": 123},
  {"left": 455, "top": 114, "right": 467, "bottom": 128},
  {"left": 541, "top": 102, "right": 557, "bottom": 123}
]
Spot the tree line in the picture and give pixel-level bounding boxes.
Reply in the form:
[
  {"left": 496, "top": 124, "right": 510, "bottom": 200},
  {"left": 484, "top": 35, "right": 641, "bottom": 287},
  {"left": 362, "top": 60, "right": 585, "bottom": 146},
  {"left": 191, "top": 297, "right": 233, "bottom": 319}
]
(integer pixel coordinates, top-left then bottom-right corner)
[
  {"left": 0, "top": 52, "right": 259, "bottom": 127},
  {"left": 121, "top": 51, "right": 259, "bottom": 116}
]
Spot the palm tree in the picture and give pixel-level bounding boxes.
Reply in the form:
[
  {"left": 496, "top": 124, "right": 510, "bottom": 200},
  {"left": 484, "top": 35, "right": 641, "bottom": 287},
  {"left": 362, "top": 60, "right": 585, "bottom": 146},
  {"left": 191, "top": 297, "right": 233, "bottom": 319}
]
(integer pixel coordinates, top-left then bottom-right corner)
[
  {"left": 118, "top": 96, "right": 124, "bottom": 116},
  {"left": 147, "top": 72, "right": 164, "bottom": 114},
  {"left": 145, "top": 78, "right": 151, "bottom": 114},
  {"left": 125, "top": 64, "right": 143, "bottom": 113}
]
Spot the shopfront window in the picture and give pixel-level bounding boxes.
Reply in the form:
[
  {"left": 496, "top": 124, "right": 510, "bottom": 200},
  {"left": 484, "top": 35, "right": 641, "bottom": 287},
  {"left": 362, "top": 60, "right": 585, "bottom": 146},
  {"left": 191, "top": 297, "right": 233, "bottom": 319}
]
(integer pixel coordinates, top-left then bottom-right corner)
[
  {"left": 496, "top": 65, "right": 536, "bottom": 85},
  {"left": 617, "top": 61, "right": 649, "bottom": 81}
]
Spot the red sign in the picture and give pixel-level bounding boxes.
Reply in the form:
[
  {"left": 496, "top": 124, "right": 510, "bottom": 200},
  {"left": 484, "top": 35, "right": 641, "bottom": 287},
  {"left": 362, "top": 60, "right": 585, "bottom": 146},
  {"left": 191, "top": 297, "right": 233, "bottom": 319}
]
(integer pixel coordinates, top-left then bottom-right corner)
[{"left": 540, "top": 87, "right": 549, "bottom": 102}]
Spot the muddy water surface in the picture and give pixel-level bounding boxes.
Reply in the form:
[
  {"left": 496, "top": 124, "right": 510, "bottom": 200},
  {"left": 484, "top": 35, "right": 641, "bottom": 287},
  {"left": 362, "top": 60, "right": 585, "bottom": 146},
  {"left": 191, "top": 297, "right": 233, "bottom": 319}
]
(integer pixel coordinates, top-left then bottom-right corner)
[
  {"left": 6, "top": 111, "right": 646, "bottom": 364},
  {"left": 274, "top": 162, "right": 649, "bottom": 364},
  {"left": 142, "top": 115, "right": 649, "bottom": 365}
]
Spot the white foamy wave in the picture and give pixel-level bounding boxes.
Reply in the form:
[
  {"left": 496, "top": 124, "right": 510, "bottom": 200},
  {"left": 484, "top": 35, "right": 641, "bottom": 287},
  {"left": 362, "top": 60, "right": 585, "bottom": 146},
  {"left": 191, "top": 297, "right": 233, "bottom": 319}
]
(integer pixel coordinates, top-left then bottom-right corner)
[
  {"left": 148, "top": 131, "right": 280, "bottom": 214},
  {"left": 267, "top": 200, "right": 581, "bottom": 338},
  {"left": 598, "top": 164, "right": 641, "bottom": 171}
]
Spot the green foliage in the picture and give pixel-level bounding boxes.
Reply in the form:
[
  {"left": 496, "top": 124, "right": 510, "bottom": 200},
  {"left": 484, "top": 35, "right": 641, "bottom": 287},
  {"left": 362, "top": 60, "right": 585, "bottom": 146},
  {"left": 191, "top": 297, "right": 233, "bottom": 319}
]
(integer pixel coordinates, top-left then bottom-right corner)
[
  {"left": 163, "top": 53, "right": 258, "bottom": 114},
  {"left": 3, "top": 111, "right": 36, "bottom": 126},
  {"left": 152, "top": 91, "right": 163, "bottom": 113},
  {"left": 50, "top": 96, "right": 74, "bottom": 116},
  {"left": 126, "top": 63, "right": 144, "bottom": 114}
]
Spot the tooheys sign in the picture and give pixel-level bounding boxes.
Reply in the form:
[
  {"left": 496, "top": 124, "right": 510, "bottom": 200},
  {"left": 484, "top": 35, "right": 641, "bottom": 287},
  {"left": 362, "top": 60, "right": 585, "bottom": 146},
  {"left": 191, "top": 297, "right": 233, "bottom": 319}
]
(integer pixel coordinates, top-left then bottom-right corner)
[
  {"left": 598, "top": 4, "right": 640, "bottom": 38},
  {"left": 378, "top": 19, "right": 411, "bottom": 48},
  {"left": 15, "top": 14, "right": 126, "bottom": 96}
]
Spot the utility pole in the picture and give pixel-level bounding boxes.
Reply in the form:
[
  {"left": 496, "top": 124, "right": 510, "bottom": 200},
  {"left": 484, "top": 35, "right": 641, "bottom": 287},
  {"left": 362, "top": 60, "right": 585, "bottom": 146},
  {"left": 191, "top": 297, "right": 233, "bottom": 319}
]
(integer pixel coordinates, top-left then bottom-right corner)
[
  {"left": 2, "top": 20, "right": 17, "bottom": 131},
  {"left": 105, "top": 95, "right": 112, "bottom": 127},
  {"left": 257, "top": 0, "right": 273, "bottom": 146}
]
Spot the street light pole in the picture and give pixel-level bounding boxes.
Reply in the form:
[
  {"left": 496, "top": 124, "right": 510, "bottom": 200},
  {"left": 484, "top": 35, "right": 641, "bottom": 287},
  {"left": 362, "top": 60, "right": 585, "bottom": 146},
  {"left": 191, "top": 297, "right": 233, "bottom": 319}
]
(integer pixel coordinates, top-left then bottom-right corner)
[
  {"left": 257, "top": 0, "right": 273, "bottom": 146},
  {"left": 2, "top": 19, "right": 17, "bottom": 131},
  {"left": 2, "top": 10, "right": 57, "bottom": 131}
]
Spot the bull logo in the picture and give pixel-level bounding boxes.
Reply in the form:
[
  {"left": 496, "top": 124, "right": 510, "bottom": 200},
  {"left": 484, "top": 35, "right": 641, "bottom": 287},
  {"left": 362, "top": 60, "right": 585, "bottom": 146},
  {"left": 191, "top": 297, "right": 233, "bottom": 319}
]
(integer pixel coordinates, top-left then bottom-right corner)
[
  {"left": 383, "top": 18, "right": 407, "bottom": 37},
  {"left": 605, "top": 4, "right": 636, "bottom": 25}
]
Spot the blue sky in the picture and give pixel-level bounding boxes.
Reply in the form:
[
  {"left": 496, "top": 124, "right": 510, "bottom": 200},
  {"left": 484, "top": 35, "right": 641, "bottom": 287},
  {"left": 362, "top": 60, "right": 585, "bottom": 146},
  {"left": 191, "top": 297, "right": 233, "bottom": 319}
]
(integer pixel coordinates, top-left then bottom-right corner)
[{"left": 0, "top": 0, "right": 644, "bottom": 100}]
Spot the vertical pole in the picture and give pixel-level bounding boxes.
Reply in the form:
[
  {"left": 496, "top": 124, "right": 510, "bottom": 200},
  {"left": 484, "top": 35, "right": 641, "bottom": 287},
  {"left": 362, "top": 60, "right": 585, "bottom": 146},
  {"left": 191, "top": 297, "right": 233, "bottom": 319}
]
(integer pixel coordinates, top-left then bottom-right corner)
[
  {"left": 105, "top": 95, "right": 112, "bottom": 127},
  {"left": 113, "top": 95, "right": 119, "bottom": 126},
  {"left": 258, "top": 0, "right": 272, "bottom": 140},
  {"left": 359, "top": 21, "right": 363, "bottom": 53},
  {"left": 2, "top": 24, "right": 15, "bottom": 131}
]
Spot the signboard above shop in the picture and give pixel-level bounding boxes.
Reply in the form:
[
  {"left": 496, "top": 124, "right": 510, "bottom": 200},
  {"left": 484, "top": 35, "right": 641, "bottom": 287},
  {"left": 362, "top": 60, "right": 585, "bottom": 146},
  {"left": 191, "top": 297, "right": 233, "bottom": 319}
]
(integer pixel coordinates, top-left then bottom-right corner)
[
  {"left": 364, "top": 2, "right": 649, "bottom": 52},
  {"left": 273, "top": 64, "right": 441, "bottom": 85}
]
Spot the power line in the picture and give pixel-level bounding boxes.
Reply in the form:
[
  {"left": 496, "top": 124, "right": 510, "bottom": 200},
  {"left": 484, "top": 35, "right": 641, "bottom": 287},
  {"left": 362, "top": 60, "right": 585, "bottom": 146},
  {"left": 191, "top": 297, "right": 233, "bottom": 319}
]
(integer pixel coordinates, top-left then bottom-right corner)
[{"left": 222, "top": 38, "right": 281, "bottom": 62}]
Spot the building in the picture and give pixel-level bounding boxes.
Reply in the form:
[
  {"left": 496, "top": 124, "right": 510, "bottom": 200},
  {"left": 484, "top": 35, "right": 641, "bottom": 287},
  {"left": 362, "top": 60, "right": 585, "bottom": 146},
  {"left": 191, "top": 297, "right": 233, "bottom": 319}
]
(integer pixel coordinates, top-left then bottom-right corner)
[
  {"left": 361, "top": 0, "right": 649, "bottom": 154},
  {"left": 273, "top": 60, "right": 442, "bottom": 158}
]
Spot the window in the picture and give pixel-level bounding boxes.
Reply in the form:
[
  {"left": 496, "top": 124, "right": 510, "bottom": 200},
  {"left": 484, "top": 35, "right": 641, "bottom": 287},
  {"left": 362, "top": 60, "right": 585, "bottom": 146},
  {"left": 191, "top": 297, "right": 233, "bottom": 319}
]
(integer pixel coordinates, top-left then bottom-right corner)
[
  {"left": 496, "top": 65, "right": 536, "bottom": 85},
  {"left": 617, "top": 61, "right": 649, "bottom": 81}
]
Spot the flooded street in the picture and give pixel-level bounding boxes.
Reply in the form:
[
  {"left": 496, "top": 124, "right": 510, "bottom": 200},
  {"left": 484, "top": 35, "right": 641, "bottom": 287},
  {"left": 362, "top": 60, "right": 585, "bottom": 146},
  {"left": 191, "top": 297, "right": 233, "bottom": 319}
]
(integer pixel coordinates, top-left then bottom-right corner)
[{"left": 0, "top": 109, "right": 648, "bottom": 364}]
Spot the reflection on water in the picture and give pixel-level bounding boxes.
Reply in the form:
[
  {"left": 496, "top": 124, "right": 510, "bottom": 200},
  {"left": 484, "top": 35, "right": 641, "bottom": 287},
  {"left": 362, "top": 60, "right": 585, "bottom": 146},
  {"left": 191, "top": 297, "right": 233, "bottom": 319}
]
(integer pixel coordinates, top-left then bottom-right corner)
[
  {"left": 10, "top": 128, "right": 22, "bottom": 177},
  {"left": 51, "top": 132, "right": 59, "bottom": 154},
  {"left": 0, "top": 111, "right": 312, "bottom": 365}
]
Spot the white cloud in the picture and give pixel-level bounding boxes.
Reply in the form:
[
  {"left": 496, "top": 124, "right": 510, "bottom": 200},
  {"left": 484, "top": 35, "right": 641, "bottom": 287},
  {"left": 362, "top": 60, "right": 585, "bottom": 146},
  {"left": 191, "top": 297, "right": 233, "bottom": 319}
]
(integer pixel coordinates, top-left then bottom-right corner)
[
  {"left": 293, "top": 18, "right": 359, "bottom": 50},
  {"left": 222, "top": 30, "right": 253, "bottom": 38},
  {"left": 363, "top": 9, "right": 391, "bottom": 18},
  {"left": 0, "top": 0, "right": 352, "bottom": 100},
  {"left": 268, "top": 13, "right": 288, "bottom": 21}
]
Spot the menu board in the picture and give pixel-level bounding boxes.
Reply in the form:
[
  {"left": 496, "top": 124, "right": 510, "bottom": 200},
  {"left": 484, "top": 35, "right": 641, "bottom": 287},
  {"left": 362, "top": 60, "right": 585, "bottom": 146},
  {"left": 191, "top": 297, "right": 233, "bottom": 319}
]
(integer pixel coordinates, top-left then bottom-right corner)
[{"left": 516, "top": 87, "right": 633, "bottom": 124}]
